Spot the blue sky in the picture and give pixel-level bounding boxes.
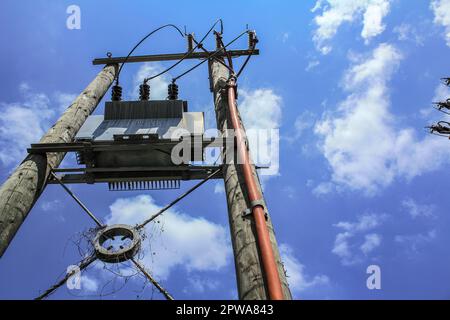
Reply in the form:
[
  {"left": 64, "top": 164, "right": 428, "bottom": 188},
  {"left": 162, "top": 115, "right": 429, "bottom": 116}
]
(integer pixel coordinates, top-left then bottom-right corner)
[{"left": 1, "top": 0, "right": 450, "bottom": 300}]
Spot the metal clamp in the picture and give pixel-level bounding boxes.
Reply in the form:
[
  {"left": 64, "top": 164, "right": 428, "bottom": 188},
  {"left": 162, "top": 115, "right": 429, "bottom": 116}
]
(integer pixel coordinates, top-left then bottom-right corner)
[{"left": 242, "top": 199, "right": 268, "bottom": 220}]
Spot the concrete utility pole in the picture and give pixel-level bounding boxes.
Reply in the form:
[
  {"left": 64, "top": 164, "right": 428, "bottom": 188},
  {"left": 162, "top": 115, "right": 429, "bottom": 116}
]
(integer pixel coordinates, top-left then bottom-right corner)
[
  {"left": 210, "top": 60, "right": 292, "bottom": 300},
  {"left": 0, "top": 64, "right": 118, "bottom": 257}
]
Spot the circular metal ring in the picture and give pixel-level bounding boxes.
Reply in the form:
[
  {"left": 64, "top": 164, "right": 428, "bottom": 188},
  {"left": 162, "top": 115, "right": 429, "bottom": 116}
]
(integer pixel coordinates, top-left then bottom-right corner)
[{"left": 93, "top": 224, "right": 141, "bottom": 263}]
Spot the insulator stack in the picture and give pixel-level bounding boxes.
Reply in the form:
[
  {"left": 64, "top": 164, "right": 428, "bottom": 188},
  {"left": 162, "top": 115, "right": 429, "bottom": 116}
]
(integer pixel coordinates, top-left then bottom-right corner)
[
  {"left": 168, "top": 82, "right": 179, "bottom": 100},
  {"left": 111, "top": 84, "right": 123, "bottom": 101},
  {"left": 108, "top": 180, "right": 180, "bottom": 191},
  {"left": 248, "top": 30, "right": 258, "bottom": 48},
  {"left": 187, "top": 33, "right": 194, "bottom": 52},
  {"left": 139, "top": 83, "right": 150, "bottom": 101}
]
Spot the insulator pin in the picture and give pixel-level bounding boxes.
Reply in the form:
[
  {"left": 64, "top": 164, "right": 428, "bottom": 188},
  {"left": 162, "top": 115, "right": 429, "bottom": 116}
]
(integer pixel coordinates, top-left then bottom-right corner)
[
  {"left": 111, "top": 85, "right": 122, "bottom": 101},
  {"left": 187, "top": 33, "right": 194, "bottom": 52},
  {"left": 248, "top": 30, "right": 258, "bottom": 48},
  {"left": 168, "top": 82, "right": 179, "bottom": 100},
  {"left": 139, "top": 83, "right": 150, "bottom": 101}
]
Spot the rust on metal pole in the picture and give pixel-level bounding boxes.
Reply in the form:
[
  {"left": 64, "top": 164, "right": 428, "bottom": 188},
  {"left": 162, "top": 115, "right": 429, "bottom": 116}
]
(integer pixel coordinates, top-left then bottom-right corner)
[{"left": 0, "top": 64, "right": 118, "bottom": 257}]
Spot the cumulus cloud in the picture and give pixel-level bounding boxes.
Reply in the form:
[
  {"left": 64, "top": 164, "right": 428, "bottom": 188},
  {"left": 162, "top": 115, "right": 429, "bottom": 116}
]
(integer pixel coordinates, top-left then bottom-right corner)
[
  {"left": 131, "top": 63, "right": 171, "bottom": 100},
  {"left": 54, "top": 92, "right": 77, "bottom": 112},
  {"left": 280, "top": 244, "right": 329, "bottom": 296},
  {"left": 239, "top": 88, "right": 282, "bottom": 176},
  {"left": 314, "top": 43, "right": 450, "bottom": 195},
  {"left": 431, "top": 0, "right": 450, "bottom": 47},
  {"left": 105, "top": 195, "right": 231, "bottom": 281},
  {"left": 332, "top": 213, "right": 384, "bottom": 265},
  {"left": 0, "top": 84, "right": 57, "bottom": 166},
  {"left": 312, "top": 0, "right": 391, "bottom": 54}
]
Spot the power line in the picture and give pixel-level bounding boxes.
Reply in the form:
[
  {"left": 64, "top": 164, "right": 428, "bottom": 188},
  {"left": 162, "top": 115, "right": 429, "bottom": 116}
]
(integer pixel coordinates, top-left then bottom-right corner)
[
  {"left": 115, "top": 24, "right": 185, "bottom": 85},
  {"left": 172, "top": 29, "right": 249, "bottom": 82},
  {"left": 143, "top": 19, "right": 224, "bottom": 83}
]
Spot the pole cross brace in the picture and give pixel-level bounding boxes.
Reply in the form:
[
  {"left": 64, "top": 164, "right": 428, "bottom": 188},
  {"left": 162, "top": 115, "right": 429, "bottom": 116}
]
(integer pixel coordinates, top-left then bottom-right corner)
[{"left": 242, "top": 199, "right": 268, "bottom": 220}]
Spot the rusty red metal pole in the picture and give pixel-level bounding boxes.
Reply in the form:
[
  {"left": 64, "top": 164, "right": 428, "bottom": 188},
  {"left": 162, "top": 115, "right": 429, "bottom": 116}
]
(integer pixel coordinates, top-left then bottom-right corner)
[{"left": 226, "top": 77, "right": 284, "bottom": 300}]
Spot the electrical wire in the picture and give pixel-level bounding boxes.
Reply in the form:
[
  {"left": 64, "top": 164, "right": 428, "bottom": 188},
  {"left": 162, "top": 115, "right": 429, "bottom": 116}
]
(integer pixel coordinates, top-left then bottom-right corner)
[
  {"left": 136, "top": 168, "right": 221, "bottom": 229},
  {"left": 115, "top": 24, "right": 185, "bottom": 85},
  {"left": 192, "top": 36, "right": 235, "bottom": 74},
  {"left": 235, "top": 41, "right": 257, "bottom": 78},
  {"left": 172, "top": 29, "right": 249, "bottom": 82},
  {"left": 434, "top": 106, "right": 450, "bottom": 115},
  {"left": 144, "top": 19, "right": 224, "bottom": 83},
  {"left": 215, "top": 31, "right": 234, "bottom": 71}
]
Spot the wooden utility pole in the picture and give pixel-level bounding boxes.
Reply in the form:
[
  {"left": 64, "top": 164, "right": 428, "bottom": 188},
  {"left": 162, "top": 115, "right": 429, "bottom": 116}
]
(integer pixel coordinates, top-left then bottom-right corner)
[
  {"left": 210, "top": 59, "right": 292, "bottom": 300},
  {"left": 0, "top": 64, "right": 118, "bottom": 257}
]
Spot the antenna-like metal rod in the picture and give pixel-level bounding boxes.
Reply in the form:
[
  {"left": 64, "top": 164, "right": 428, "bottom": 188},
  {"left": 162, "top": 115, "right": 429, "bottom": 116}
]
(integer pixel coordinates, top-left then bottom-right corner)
[
  {"left": 50, "top": 171, "right": 103, "bottom": 228},
  {"left": 35, "top": 255, "right": 97, "bottom": 300},
  {"left": 136, "top": 169, "right": 221, "bottom": 229},
  {"left": 130, "top": 258, "right": 174, "bottom": 300}
]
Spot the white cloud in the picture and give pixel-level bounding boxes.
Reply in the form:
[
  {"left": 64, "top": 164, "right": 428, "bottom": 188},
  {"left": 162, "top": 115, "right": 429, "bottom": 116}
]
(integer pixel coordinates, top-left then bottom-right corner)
[
  {"left": 214, "top": 182, "right": 225, "bottom": 194},
  {"left": 332, "top": 213, "right": 384, "bottom": 265},
  {"left": 239, "top": 89, "right": 282, "bottom": 132},
  {"left": 433, "top": 83, "right": 450, "bottom": 102},
  {"left": 401, "top": 198, "right": 435, "bottom": 219},
  {"left": 184, "top": 277, "right": 220, "bottom": 294},
  {"left": 131, "top": 63, "right": 170, "bottom": 100},
  {"left": 280, "top": 244, "right": 329, "bottom": 296},
  {"left": 306, "top": 60, "right": 320, "bottom": 71},
  {"left": 282, "top": 186, "right": 297, "bottom": 199},
  {"left": 0, "top": 84, "right": 55, "bottom": 166},
  {"left": 334, "top": 213, "right": 384, "bottom": 232},
  {"left": 312, "top": 0, "right": 391, "bottom": 54},
  {"left": 105, "top": 195, "right": 231, "bottom": 281},
  {"left": 40, "top": 199, "right": 62, "bottom": 212},
  {"left": 393, "top": 24, "right": 424, "bottom": 46},
  {"left": 360, "top": 233, "right": 382, "bottom": 255},
  {"left": 314, "top": 43, "right": 450, "bottom": 195},
  {"left": 239, "top": 88, "right": 282, "bottom": 177},
  {"left": 431, "top": 0, "right": 450, "bottom": 47},
  {"left": 80, "top": 274, "right": 99, "bottom": 293},
  {"left": 395, "top": 229, "right": 437, "bottom": 254},
  {"left": 312, "top": 182, "right": 335, "bottom": 196},
  {"left": 54, "top": 92, "right": 77, "bottom": 112}
]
